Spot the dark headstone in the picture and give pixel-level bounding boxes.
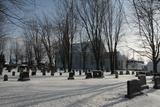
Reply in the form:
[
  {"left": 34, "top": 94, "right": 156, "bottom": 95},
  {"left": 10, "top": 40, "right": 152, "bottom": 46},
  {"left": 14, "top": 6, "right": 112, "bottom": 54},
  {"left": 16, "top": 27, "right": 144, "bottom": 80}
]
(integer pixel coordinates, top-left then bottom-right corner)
[
  {"left": 31, "top": 71, "right": 36, "bottom": 76},
  {"left": 115, "top": 71, "right": 119, "bottom": 78},
  {"left": 126, "top": 70, "right": 130, "bottom": 75},
  {"left": 12, "top": 71, "right": 15, "bottom": 76},
  {"left": 3, "top": 74, "right": 8, "bottom": 81},
  {"left": 60, "top": 72, "right": 62, "bottom": 76},
  {"left": 79, "top": 70, "right": 82, "bottom": 75},
  {"left": 138, "top": 75, "right": 146, "bottom": 85},
  {"left": 42, "top": 72, "right": 46, "bottom": 76},
  {"left": 153, "top": 76, "right": 160, "bottom": 89},
  {"left": 135, "top": 72, "right": 139, "bottom": 77},
  {"left": 18, "top": 72, "right": 30, "bottom": 81},
  {"left": 51, "top": 72, "right": 54, "bottom": 76},
  {"left": 68, "top": 72, "right": 74, "bottom": 80},
  {"left": 132, "top": 71, "right": 135, "bottom": 75},
  {"left": 138, "top": 75, "right": 149, "bottom": 90},
  {"left": 0, "top": 67, "right": 3, "bottom": 75},
  {"left": 119, "top": 71, "right": 123, "bottom": 75},
  {"left": 86, "top": 72, "right": 92, "bottom": 79},
  {"left": 92, "top": 70, "right": 104, "bottom": 78},
  {"left": 125, "top": 79, "right": 142, "bottom": 99},
  {"left": 8, "top": 68, "right": 11, "bottom": 72}
]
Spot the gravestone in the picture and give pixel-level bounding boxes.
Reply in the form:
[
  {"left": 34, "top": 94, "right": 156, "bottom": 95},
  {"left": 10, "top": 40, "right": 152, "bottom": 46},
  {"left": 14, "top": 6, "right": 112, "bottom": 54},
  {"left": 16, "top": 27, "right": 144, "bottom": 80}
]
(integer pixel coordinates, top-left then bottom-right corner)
[
  {"left": 7, "top": 66, "right": 11, "bottom": 72},
  {"left": 119, "top": 71, "right": 123, "bottom": 75},
  {"left": 86, "top": 72, "right": 92, "bottom": 79},
  {"left": 126, "top": 70, "right": 130, "bottom": 75},
  {"left": 42, "top": 68, "right": 46, "bottom": 76},
  {"left": 79, "top": 70, "right": 82, "bottom": 75},
  {"left": 68, "top": 72, "right": 74, "bottom": 80},
  {"left": 138, "top": 75, "right": 146, "bottom": 85},
  {"left": 92, "top": 70, "right": 104, "bottom": 78},
  {"left": 138, "top": 75, "right": 149, "bottom": 90},
  {"left": 12, "top": 71, "right": 15, "bottom": 76},
  {"left": 31, "top": 71, "right": 36, "bottom": 76},
  {"left": 132, "top": 71, "right": 135, "bottom": 75},
  {"left": 135, "top": 72, "right": 139, "bottom": 77},
  {"left": 51, "top": 72, "right": 54, "bottom": 76},
  {"left": 153, "top": 76, "right": 160, "bottom": 89},
  {"left": 60, "top": 72, "right": 62, "bottom": 76},
  {"left": 42, "top": 71, "right": 46, "bottom": 76},
  {"left": 115, "top": 71, "right": 119, "bottom": 78},
  {"left": 31, "top": 66, "right": 37, "bottom": 76},
  {"left": 125, "top": 79, "right": 142, "bottom": 98},
  {"left": 4, "top": 74, "right": 8, "bottom": 81},
  {"left": 0, "top": 67, "right": 3, "bottom": 75},
  {"left": 18, "top": 72, "right": 30, "bottom": 81},
  {"left": 17, "top": 67, "right": 21, "bottom": 72}
]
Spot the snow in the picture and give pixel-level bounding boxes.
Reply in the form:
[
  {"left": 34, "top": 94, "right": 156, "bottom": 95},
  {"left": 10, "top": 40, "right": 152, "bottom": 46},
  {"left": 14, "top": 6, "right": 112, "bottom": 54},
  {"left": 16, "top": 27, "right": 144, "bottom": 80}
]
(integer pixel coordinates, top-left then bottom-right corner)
[{"left": 0, "top": 69, "right": 160, "bottom": 107}]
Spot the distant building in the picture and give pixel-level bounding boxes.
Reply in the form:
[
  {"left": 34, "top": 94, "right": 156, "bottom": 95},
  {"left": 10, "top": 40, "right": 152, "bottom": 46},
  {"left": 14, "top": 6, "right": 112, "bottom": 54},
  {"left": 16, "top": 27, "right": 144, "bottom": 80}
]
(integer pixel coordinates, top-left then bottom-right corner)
[
  {"left": 55, "top": 42, "right": 127, "bottom": 71},
  {"left": 147, "top": 62, "right": 160, "bottom": 73},
  {"left": 127, "top": 59, "right": 144, "bottom": 71}
]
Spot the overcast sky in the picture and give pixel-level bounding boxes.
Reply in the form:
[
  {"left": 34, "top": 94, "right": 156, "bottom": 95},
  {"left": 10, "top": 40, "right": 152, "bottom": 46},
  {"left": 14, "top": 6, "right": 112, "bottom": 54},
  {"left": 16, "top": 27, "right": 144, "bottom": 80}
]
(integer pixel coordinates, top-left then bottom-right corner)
[{"left": 8, "top": 0, "right": 150, "bottom": 64}]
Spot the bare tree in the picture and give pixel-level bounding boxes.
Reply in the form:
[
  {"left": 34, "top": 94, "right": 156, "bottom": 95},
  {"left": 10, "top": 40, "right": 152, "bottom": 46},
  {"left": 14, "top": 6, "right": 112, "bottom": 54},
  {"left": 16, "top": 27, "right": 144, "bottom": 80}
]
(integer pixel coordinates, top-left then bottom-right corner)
[
  {"left": 56, "top": 26, "right": 67, "bottom": 72},
  {"left": 132, "top": 0, "right": 160, "bottom": 73},
  {"left": 23, "top": 29, "right": 34, "bottom": 66},
  {"left": 55, "top": 0, "right": 77, "bottom": 72},
  {"left": 79, "top": 28, "right": 89, "bottom": 72},
  {"left": 24, "top": 19, "right": 45, "bottom": 67},
  {"left": 12, "top": 40, "right": 21, "bottom": 65},
  {"left": 0, "top": 0, "right": 34, "bottom": 67},
  {"left": 39, "top": 16, "right": 57, "bottom": 73},
  {"left": 77, "top": 0, "right": 106, "bottom": 70},
  {"left": 103, "top": 0, "right": 124, "bottom": 74},
  {"left": 0, "top": 0, "right": 33, "bottom": 26}
]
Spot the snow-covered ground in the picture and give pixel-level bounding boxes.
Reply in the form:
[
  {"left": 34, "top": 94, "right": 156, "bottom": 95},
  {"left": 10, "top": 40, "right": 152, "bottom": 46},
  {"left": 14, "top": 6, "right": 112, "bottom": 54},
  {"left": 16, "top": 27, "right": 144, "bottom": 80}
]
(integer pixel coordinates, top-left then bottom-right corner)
[{"left": 0, "top": 69, "right": 160, "bottom": 107}]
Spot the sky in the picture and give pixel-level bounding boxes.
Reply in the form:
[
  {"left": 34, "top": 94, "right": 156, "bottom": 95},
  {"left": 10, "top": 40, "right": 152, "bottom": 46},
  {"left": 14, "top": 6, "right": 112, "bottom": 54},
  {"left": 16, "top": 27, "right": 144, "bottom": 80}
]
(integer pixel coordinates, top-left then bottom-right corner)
[{"left": 8, "top": 0, "right": 150, "bottom": 64}]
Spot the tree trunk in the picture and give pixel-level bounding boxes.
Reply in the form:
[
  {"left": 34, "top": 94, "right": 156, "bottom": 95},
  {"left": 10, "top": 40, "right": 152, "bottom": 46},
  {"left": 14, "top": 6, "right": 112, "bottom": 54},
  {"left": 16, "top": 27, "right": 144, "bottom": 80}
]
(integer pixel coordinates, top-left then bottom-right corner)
[
  {"left": 110, "top": 52, "right": 115, "bottom": 74},
  {"left": 153, "top": 60, "right": 158, "bottom": 73},
  {"left": 82, "top": 53, "right": 86, "bottom": 72},
  {"left": 96, "top": 61, "right": 100, "bottom": 70}
]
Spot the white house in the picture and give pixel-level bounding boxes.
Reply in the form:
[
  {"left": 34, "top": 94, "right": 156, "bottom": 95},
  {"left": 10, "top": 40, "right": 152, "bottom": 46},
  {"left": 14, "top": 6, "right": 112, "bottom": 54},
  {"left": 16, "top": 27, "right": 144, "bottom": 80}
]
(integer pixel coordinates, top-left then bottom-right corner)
[
  {"left": 127, "top": 59, "right": 144, "bottom": 71},
  {"left": 147, "top": 61, "right": 160, "bottom": 73}
]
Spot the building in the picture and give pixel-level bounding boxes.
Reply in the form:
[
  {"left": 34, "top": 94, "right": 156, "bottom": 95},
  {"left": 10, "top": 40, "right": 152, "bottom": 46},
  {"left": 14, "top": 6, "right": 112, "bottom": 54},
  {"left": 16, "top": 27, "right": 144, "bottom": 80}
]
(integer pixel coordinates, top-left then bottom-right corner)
[
  {"left": 127, "top": 59, "right": 144, "bottom": 71},
  {"left": 147, "top": 61, "right": 160, "bottom": 73},
  {"left": 55, "top": 42, "right": 127, "bottom": 71}
]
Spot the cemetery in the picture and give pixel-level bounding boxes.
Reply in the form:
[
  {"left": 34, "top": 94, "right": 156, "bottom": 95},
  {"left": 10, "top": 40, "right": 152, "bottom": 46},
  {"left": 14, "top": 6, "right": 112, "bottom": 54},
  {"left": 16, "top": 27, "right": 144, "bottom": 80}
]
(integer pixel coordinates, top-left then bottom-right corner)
[
  {"left": 0, "top": 67, "right": 160, "bottom": 107},
  {"left": 1, "top": 0, "right": 160, "bottom": 107}
]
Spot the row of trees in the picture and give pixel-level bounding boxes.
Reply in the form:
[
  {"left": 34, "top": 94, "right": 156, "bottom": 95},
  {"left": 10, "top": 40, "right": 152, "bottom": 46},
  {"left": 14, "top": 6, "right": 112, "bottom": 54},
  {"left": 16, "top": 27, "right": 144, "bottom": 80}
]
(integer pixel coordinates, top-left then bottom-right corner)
[
  {"left": 1, "top": 0, "right": 160, "bottom": 74},
  {"left": 20, "top": 0, "right": 124, "bottom": 73},
  {"left": 131, "top": 0, "right": 160, "bottom": 74},
  {"left": 0, "top": 0, "right": 31, "bottom": 72}
]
